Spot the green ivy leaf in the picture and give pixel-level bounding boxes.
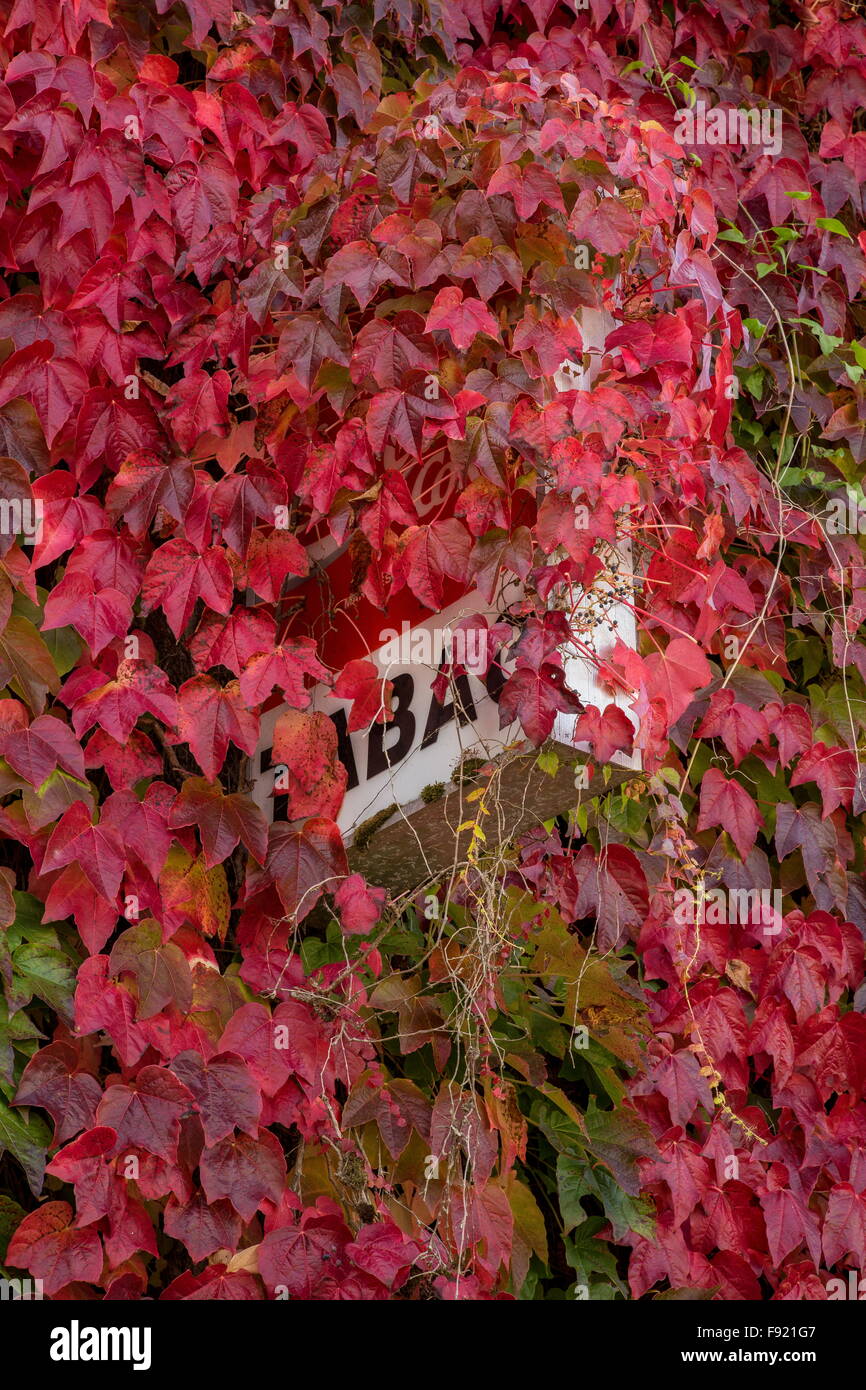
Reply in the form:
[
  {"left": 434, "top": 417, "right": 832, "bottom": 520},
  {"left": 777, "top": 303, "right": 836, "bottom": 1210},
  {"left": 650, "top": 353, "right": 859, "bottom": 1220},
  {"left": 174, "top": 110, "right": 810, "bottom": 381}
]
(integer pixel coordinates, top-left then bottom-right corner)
[
  {"left": 816, "top": 216, "right": 852, "bottom": 239},
  {"left": 0, "top": 1193, "right": 26, "bottom": 1263},
  {"left": 0, "top": 1093, "right": 50, "bottom": 1197},
  {"left": 583, "top": 1099, "right": 658, "bottom": 1196},
  {"left": 565, "top": 1216, "right": 627, "bottom": 1293}
]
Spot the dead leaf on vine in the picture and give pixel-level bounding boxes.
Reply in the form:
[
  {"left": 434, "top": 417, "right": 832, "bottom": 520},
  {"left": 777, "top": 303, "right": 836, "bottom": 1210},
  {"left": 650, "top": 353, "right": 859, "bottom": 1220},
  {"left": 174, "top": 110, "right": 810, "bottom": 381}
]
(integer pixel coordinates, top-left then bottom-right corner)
[
  {"left": 726, "top": 958, "right": 753, "bottom": 995},
  {"left": 225, "top": 1245, "right": 261, "bottom": 1275}
]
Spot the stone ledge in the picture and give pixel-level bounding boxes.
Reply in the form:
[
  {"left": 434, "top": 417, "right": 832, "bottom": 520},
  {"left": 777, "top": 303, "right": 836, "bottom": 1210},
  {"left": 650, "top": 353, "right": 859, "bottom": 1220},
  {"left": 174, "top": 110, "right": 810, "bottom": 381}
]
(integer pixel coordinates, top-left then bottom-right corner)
[{"left": 347, "top": 740, "right": 639, "bottom": 896}]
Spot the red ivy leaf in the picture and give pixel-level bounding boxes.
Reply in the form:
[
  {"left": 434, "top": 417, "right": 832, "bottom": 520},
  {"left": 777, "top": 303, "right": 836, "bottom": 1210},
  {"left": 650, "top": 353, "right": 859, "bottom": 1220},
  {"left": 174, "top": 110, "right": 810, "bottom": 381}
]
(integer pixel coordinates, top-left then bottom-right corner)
[
  {"left": 487, "top": 162, "right": 565, "bottom": 219},
  {"left": 258, "top": 1211, "right": 351, "bottom": 1298},
  {"left": 69, "top": 660, "right": 178, "bottom": 743},
  {"left": 169, "top": 1050, "right": 262, "bottom": 1147},
  {"left": 95, "top": 1065, "right": 194, "bottom": 1165},
  {"left": 644, "top": 637, "right": 713, "bottom": 726},
  {"left": 108, "top": 919, "right": 194, "bottom": 1020},
  {"left": 176, "top": 676, "right": 259, "bottom": 781},
  {"left": 572, "top": 702, "right": 635, "bottom": 763},
  {"left": 14, "top": 1042, "right": 101, "bottom": 1147},
  {"left": 425, "top": 286, "right": 501, "bottom": 352},
  {"left": 6, "top": 1201, "right": 103, "bottom": 1297},
  {"left": 334, "top": 873, "right": 387, "bottom": 936},
  {"left": 249, "top": 817, "right": 349, "bottom": 922},
  {"left": 270, "top": 708, "right": 347, "bottom": 820},
  {"left": 790, "top": 743, "right": 857, "bottom": 817},
  {"left": 161, "top": 1264, "right": 263, "bottom": 1300},
  {"left": 332, "top": 659, "right": 394, "bottom": 732},
  {"left": 163, "top": 1193, "right": 242, "bottom": 1263},
  {"left": 199, "top": 1129, "right": 286, "bottom": 1221},
  {"left": 238, "top": 639, "right": 329, "bottom": 708},
  {"left": 697, "top": 768, "right": 765, "bottom": 861},
  {"left": 169, "top": 777, "right": 268, "bottom": 868},
  {"left": 141, "top": 540, "right": 234, "bottom": 640},
  {"left": 499, "top": 664, "right": 582, "bottom": 744}
]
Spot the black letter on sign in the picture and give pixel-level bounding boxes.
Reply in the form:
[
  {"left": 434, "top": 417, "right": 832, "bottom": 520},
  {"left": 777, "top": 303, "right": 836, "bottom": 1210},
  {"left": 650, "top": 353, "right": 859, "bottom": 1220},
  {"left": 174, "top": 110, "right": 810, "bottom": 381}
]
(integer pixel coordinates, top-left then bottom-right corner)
[
  {"left": 485, "top": 650, "right": 507, "bottom": 704},
  {"left": 367, "top": 672, "right": 415, "bottom": 779},
  {"left": 260, "top": 746, "right": 287, "bottom": 823},
  {"left": 329, "top": 707, "right": 359, "bottom": 790},
  {"left": 421, "top": 670, "right": 478, "bottom": 749}
]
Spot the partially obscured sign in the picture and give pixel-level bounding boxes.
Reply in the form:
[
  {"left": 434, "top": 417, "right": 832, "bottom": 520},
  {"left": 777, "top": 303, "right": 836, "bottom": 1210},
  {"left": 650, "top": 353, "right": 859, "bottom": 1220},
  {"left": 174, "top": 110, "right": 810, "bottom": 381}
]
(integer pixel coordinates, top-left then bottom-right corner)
[{"left": 250, "top": 302, "right": 640, "bottom": 850}]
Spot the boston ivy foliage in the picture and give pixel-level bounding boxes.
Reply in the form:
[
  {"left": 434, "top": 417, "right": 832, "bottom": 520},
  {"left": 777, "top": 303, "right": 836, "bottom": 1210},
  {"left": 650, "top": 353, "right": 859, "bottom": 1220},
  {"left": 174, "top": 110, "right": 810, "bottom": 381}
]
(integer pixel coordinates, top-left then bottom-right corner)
[{"left": 0, "top": 0, "right": 864, "bottom": 1301}]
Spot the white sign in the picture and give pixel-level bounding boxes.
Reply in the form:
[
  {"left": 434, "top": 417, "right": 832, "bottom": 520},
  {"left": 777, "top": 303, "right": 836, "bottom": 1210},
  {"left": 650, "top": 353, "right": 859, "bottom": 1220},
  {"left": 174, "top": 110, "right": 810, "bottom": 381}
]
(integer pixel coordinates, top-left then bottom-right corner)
[
  {"left": 251, "top": 555, "right": 638, "bottom": 841},
  {"left": 251, "top": 300, "right": 641, "bottom": 841},
  {"left": 252, "top": 587, "right": 518, "bottom": 836}
]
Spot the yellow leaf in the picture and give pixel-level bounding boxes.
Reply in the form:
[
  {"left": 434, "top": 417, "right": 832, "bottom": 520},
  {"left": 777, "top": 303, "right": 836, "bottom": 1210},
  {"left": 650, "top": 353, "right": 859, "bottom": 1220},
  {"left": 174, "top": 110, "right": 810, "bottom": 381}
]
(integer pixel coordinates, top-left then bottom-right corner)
[
  {"left": 226, "top": 1245, "right": 260, "bottom": 1274},
  {"left": 508, "top": 1177, "right": 548, "bottom": 1289},
  {"left": 161, "top": 847, "right": 230, "bottom": 941}
]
